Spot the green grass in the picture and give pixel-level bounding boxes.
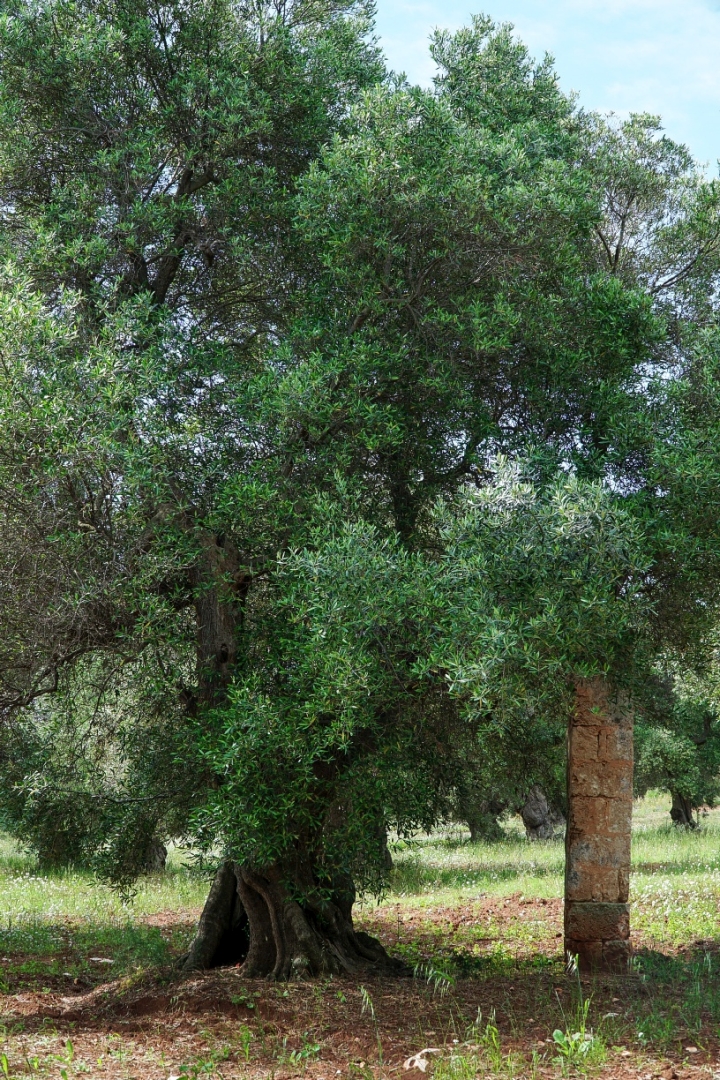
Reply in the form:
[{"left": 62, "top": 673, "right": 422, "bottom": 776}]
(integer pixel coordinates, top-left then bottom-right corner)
[
  {"left": 384, "top": 792, "right": 720, "bottom": 917},
  {"left": 0, "top": 840, "right": 209, "bottom": 989},
  {"left": 2, "top": 791, "right": 720, "bottom": 1016},
  {"left": 386, "top": 829, "right": 565, "bottom": 902},
  {"left": 0, "top": 835, "right": 208, "bottom": 919},
  {"left": 371, "top": 792, "right": 720, "bottom": 1057}
]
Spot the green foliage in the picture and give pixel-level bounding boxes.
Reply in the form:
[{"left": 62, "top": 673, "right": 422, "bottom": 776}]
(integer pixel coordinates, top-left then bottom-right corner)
[
  {"left": 0, "top": 648, "right": 204, "bottom": 881},
  {"left": 191, "top": 465, "right": 648, "bottom": 888},
  {"left": 633, "top": 660, "right": 720, "bottom": 819},
  {"left": 0, "top": 0, "right": 385, "bottom": 883},
  {"left": 0, "top": 0, "right": 719, "bottom": 910},
  {"left": 0, "top": 0, "right": 383, "bottom": 310},
  {"left": 580, "top": 112, "right": 720, "bottom": 318},
  {"left": 289, "top": 65, "right": 656, "bottom": 517},
  {"left": 552, "top": 1007, "right": 604, "bottom": 1075},
  {"left": 635, "top": 725, "right": 703, "bottom": 802}
]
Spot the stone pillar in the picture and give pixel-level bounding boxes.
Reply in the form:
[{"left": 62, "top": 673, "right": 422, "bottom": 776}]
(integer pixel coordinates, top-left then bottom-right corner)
[{"left": 564, "top": 676, "right": 633, "bottom": 972}]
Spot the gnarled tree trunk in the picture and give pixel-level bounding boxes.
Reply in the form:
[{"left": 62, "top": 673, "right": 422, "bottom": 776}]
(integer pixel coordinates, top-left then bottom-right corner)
[
  {"left": 140, "top": 838, "right": 168, "bottom": 873},
  {"left": 521, "top": 785, "right": 565, "bottom": 840},
  {"left": 465, "top": 804, "right": 505, "bottom": 842},
  {"left": 192, "top": 533, "right": 248, "bottom": 706},
  {"left": 183, "top": 859, "right": 405, "bottom": 977},
  {"left": 455, "top": 786, "right": 507, "bottom": 843},
  {"left": 670, "top": 791, "right": 696, "bottom": 828}
]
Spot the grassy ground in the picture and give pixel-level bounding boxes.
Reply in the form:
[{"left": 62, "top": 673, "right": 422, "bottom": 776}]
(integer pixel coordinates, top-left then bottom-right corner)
[
  {"left": 0, "top": 794, "right": 719, "bottom": 1079},
  {"left": 379, "top": 791, "right": 720, "bottom": 949},
  {"left": 0, "top": 836, "right": 207, "bottom": 993}
]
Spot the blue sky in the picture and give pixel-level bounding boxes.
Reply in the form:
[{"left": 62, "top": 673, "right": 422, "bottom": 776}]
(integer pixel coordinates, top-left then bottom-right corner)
[{"left": 374, "top": 0, "right": 720, "bottom": 171}]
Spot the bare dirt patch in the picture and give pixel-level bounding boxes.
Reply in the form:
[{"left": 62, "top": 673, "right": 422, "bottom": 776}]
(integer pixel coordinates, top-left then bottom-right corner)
[{"left": 1, "top": 898, "right": 718, "bottom": 1079}]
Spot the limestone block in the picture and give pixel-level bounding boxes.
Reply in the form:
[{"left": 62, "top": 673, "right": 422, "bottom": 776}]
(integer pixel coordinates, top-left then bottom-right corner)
[
  {"left": 602, "top": 939, "right": 632, "bottom": 969},
  {"left": 565, "top": 938, "right": 603, "bottom": 966},
  {"left": 565, "top": 864, "right": 622, "bottom": 903},
  {"left": 573, "top": 679, "right": 612, "bottom": 722},
  {"left": 566, "top": 937, "right": 630, "bottom": 972},
  {"left": 565, "top": 676, "right": 633, "bottom": 972},
  {"left": 598, "top": 725, "right": 633, "bottom": 762},
  {"left": 568, "top": 759, "right": 633, "bottom": 799},
  {"left": 568, "top": 794, "right": 631, "bottom": 837},
  {"left": 605, "top": 795, "right": 633, "bottom": 835},
  {"left": 565, "top": 902, "right": 629, "bottom": 942},
  {"left": 566, "top": 837, "right": 629, "bottom": 869},
  {"left": 569, "top": 725, "right": 601, "bottom": 761}
]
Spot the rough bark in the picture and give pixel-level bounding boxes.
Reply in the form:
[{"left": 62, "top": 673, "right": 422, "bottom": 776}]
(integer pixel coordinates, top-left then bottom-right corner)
[
  {"left": 670, "top": 790, "right": 697, "bottom": 828},
  {"left": 141, "top": 839, "right": 168, "bottom": 873},
  {"left": 378, "top": 824, "right": 394, "bottom": 871},
  {"left": 183, "top": 860, "right": 407, "bottom": 978},
  {"left": 521, "top": 785, "right": 565, "bottom": 840},
  {"left": 456, "top": 791, "right": 507, "bottom": 843},
  {"left": 192, "top": 534, "right": 248, "bottom": 706},
  {"left": 182, "top": 540, "right": 254, "bottom": 969},
  {"left": 564, "top": 676, "right": 633, "bottom": 973}
]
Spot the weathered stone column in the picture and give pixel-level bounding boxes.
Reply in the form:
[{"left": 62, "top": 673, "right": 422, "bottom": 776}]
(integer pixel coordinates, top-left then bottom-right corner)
[{"left": 564, "top": 676, "right": 633, "bottom": 972}]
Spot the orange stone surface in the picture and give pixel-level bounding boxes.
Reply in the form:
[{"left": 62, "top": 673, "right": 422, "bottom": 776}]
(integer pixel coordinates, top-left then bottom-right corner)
[{"left": 564, "top": 676, "right": 632, "bottom": 972}]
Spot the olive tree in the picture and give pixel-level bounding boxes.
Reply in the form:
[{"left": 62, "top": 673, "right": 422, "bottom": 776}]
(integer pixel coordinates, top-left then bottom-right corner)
[{"left": 1, "top": 7, "right": 718, "bottom": 976}]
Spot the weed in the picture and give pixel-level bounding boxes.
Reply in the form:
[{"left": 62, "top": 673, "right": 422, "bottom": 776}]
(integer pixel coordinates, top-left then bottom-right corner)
[
  {"left": 176, "top": 1046, "right": 231, "bottom": 1078},
  {"left": 434, "top": 1042, "right": 538, "bottom": 1079},
  {"left": 433, "top": 1050, "right": 480, "bottom": 1080},
  {"left": 359, "top": 985, "right": 375, "bottom": 1022},
  {"left": 176, "top": 1061, "right": 219, "bottom": 1078},
  {"left": 414, "top": 961, "right": 457, "bottom": 997},
  {"left": 478, "top": 1011, "right": 503, "bottom": 1073},
  {"left": 552, "top": 982, "right": 606, "bottom": 1074},
  {"left": 238, "top": 1025, "right": 253, "bottom": 1062},
  {"left": 275, "top": 1034, "right": 321, "bottom": 1069},
  {"left": 230, "top": 987, "right": 259, "bottom": 1010},
  {"left": 455, "top": 1010, "right": 531, "bottom": 1079},
  {"left": 346, "top": 1064, "right": 374, "bottom": 1080},
  {"left": 107, "top": 1039, "right": 132, "bottom": 1063},
  {"left": 360, "top": 985, "right": 383, "bottom": 1063}
]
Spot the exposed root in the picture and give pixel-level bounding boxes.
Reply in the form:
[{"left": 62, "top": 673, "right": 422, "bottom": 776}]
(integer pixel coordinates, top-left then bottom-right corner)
[{"left": 183, "top": 861, "right": 407, "bottom": 978}]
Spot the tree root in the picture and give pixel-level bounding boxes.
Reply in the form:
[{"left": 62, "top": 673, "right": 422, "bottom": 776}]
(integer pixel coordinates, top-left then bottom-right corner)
[{"left": 183, "top": 862, "right": 407, "bottom": 978}]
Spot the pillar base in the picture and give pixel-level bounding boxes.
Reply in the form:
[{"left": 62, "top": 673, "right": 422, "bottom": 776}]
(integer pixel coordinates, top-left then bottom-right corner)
[{"left": 565, "top": 901, "right": 631, "bottom": 972}]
